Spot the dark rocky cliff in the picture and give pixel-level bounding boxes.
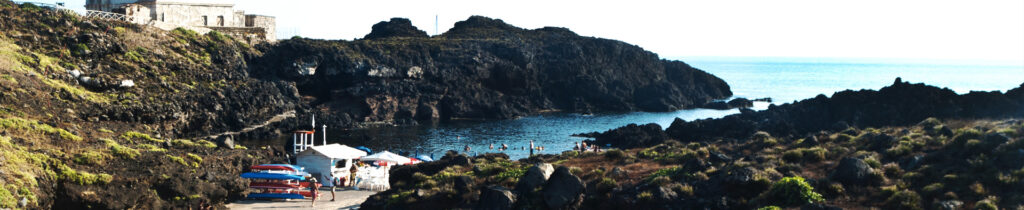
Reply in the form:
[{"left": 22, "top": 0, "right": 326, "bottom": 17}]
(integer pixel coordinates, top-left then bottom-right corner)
[{"left": 249, "top": 16, "right": 732, "bottom": 127}]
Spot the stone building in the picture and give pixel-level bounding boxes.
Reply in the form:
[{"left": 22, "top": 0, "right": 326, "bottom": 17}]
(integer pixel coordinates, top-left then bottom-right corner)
[{"left": 85, "top": 0, "right": 275, "bottom": 43}]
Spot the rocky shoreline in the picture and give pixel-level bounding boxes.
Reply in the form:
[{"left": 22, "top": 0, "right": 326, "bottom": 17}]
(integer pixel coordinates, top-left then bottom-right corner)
[{"left": 362, "top": 80, "right": 1024, "bottom": 209}]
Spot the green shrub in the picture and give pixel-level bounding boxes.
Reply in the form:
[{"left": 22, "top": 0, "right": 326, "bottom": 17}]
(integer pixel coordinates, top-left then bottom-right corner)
[
  {"left": 59, "top": 165, "right": 112, "bottom": 185},
  {"left": 753, "top": 131, "right": 777, "bottom": 145},
  {"left": 0, "top": 117, "right": 82, "bottom": 141},
  {"left": 166, "top": 155, "right": 192, "bottom": 167},
  {"left": 113, "top": 27, "right": 126, "bottom": 36},
  {"left": 137, "top": 144, "right": 166, "bottom": 152},
  {"left": 73, "top": 151, "right": 109, "bottom": 165},
  {"left": 951, "top": 128, "right": 983, "bottom": 145},
  {"left": 834, "top": 134, "right": 856, "bottom": 142},
  {"left": 186, "top": 153, "right": 202, "bottom": 163},
  {"left": 762, "top": 176, "right": 824, "bottom": 207},
  {"left": 882, "top": 190, "right": 922, "bottom": 210},
  {"left": 918, "top": 117, "right": 942, "bottom": 129},
  {"left": 597, "top": 177, "right": 617, "bottom": 193},
  {"left": 645, "top": 167, "right": 683, "bottom": 182},
  {"left": 121, "top": 131, "right": 163, "bottom": 143},
  {"left": 804, "top": 147, "right": 827, "bottom": 162},
  {"left": 637, "top": 191, "right": 653, "bottom": 201},
  {"left": 757, "top": 206, "right": 781, "bottom": 210},
  {"left": 604, "top": 149, "right": 626, "bottom": 160},
  {"left": 921, "top": 183, "right": 943, "bottom": 197},
  {"left": 782, "top": 150, "right": 803, "bottom": 163},
  {"left": 975, "top": 198, "right": 997, "bottom": 210}
]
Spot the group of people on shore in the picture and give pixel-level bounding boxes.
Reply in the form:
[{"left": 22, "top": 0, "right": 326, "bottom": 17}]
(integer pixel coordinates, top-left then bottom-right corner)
[
  {"left": 306, "top": 162, "right": 364, "bottom": 207},
  {"left": 574, "top": 141, "right": 601, "bottom": 153},
  {"left": 459, "top": 139, "right": 605, "bottom": 156},
  {"left": 462, "top": 141, "right": 548, "bottom": 154}
]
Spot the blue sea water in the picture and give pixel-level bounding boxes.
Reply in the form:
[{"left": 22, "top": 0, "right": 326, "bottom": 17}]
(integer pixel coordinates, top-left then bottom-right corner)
[{"left": 317, "top": 57, "right": 1024, "bottom": 160}]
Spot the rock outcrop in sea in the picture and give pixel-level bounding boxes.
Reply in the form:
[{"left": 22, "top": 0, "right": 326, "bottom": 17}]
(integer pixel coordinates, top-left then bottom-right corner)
[{"left": 594, "top": 78, "right": 1024, "bottom": 148}]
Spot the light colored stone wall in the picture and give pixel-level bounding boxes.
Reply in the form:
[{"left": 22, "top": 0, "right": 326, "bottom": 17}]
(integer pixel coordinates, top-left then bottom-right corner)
[
  {"left": 151, "top": 3, "right": 238, "bottom": 27},
  {"left": 246, "top": 15, "right": 276, "bottom": 41},
  {"left": 85, "top": 0, "right": 276, "bottom": 42}
]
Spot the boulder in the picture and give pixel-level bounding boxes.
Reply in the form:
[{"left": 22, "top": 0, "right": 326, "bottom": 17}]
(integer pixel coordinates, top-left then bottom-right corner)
[
  {"left": 475, "top": 186, "right": 517, "bottom": 210},
  {"left": 453, "top": 176, "right": 474, "bottom": 193},
  {"left": 830, "top": 157, "right": 873, "bottom": 185},
  {"left": 515, "top": 163, "right": 554, "bottom": 194},
  {"left": 608, "top": 167, "right": 628, "bottom": 179},
  {"left": 542, "top": 166, "right": 585, "bottom": 209},
  {"left": 216, "top": 135, "right": 234, "bottom": 149},
  {"left": 727, "top": 98, "right": 754, "bottom": 108},
  {"left": 592, "top": 123, "right": 669, "bottom": 149},
  {"left": 363, "top": 18, "right": 429, "bottom": 39},
  {"left": 935, "top": 200, "right": 963, "bottom": 210}
]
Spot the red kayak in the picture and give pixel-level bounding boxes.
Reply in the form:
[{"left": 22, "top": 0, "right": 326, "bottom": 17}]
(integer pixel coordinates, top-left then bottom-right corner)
[
  {"left": 250, "top": 165, "right": 296, "bottom": 171},
  {"left": 250, "top": 182, "right": 301, "bottom": 189}
]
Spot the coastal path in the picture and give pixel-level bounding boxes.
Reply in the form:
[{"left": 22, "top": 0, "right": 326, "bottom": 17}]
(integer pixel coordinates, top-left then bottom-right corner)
[{"left": 226, "top": 189, "right": 375, "bottom": 210}]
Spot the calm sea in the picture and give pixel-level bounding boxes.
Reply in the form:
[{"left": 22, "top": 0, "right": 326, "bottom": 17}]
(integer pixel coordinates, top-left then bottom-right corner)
[{"left": 312, "top": 57, "right": 1024, "bottom": 160}]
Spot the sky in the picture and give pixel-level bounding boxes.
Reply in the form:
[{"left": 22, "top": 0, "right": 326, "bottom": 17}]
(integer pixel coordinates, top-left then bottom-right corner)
[{"left": 25, "top": 0, "right": 1024, "bottom": 63}]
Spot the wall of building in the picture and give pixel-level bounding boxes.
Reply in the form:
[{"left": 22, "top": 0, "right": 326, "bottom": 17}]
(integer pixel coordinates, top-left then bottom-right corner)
[
  {"left": 245, "top": 15, "right": 276, "bottom": 41},
  {"left": 151, "top": 3, "right": 240, "bottom": 28}
]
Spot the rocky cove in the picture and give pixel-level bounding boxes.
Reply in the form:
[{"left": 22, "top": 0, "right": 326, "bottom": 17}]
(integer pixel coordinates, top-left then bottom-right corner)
[
  {"left": 0, "top": 2, "right": 737, "bottom": 209},
  {"left": 1, "top": 1, "right": 1022, "bottom": 209}
]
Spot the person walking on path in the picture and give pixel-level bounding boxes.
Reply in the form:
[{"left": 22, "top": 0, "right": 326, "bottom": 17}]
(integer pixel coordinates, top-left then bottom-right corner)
[
  {"left": 349, "top": 165, "right": 359, "bottom": 190},
  {"left": 330, "top": 173, "right": 340, "bottom": 202},
  {"left": 308, "top": 176, "right": 319, "bottom": 207}
]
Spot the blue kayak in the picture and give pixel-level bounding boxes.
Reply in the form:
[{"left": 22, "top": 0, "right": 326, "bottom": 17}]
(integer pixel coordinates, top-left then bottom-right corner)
[
  {"left": 241, "top": 172, "right": 306, "bottom": 181},
  {"left": 247, "top": 193, "right": 305, "bottom": 199}
]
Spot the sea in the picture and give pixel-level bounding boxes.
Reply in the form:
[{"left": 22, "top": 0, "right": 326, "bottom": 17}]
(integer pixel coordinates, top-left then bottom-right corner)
[{"left": 308, "top": 57, "right": 1024, "bottom": 160}]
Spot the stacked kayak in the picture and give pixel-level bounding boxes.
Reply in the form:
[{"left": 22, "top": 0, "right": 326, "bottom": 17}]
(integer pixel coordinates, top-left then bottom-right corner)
[{"left": 242, "top": 164, "right": 310, "bottom": 200}]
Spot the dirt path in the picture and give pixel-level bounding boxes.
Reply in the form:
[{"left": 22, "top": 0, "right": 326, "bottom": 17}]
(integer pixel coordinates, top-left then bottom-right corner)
[
  {"left": 226, "top": 189, "right": 376, "bottom": 210},
  {"left": 204, "top": 110, "right": 296, "bottom": 139}
]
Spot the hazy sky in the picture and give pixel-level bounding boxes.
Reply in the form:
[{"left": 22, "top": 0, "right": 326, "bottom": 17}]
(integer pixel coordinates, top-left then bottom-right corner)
[{"left": 29, "top": 0, "right": 1024, "bottom": 62}]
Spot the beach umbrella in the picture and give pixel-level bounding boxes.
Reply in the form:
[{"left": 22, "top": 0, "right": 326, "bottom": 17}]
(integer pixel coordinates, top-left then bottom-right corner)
[{"left": 359, "top": 151, "right": 411, "bottom": 164}]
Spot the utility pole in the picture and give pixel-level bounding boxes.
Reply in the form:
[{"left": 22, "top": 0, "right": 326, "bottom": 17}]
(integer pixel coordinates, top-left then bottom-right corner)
[{"left": 435, "top": 14, "right": 438, "bottom": 36}]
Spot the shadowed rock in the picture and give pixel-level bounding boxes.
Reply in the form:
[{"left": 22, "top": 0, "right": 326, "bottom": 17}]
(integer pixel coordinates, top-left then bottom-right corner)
[
  {"left": 542, "top": 166, "right": 585, "bottom": 209},
  {"left": 363, "top": 18, "right": 429, "bottom": 39},
  {"left": 830, "top": 157, "right": 873, "bottom": 185}
]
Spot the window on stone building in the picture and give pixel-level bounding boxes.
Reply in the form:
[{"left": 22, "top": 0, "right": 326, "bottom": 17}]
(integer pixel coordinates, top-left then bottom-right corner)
[
  {"left": 160, "top": 13, "right": 164, "bottom": 22},
  {"left": 217, "top": 16, "right": 224, "bottom": 26},
  {"left": 202, "top": 16, "right": 208, "bottom": 26}
]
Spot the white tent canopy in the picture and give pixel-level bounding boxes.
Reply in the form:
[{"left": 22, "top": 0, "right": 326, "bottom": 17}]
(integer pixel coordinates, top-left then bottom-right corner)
[
  {"left": 298, "top": 143, "right": 368, "bottom": 159},
  {"left": 359, "top": 151, "right": 411, "bottom": 165}
]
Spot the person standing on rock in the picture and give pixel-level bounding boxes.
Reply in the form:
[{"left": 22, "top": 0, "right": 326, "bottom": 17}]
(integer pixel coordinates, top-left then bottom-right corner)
[{"left": 529, "top": 140, "right": 535, "bottom": 156}]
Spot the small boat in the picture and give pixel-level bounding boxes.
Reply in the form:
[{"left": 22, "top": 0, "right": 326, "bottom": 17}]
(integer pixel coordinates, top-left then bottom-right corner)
[
  {"left": 249, "top": 182, "right": 302, "bottom": 189},
  {"left": 253, "top": 164, "right": 304, "bottom": 171},
  {"left": 246, "top": 193, "right": 305, "bottom": 199},
  {"left": 250, "top": 165, "right": 297, "bottom": 171},
  {"left": 241, "top": 172, "right": 306, "bottom": 181}
]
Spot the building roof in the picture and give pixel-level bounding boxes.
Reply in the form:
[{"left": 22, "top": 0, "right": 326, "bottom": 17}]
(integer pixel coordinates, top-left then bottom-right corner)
[{"left": 298, "top": 144, "right": 368, "bottom": 159}]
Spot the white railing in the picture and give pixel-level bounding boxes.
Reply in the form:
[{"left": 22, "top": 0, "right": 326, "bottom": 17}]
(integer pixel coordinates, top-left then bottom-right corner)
[
  {"left": 11, "top": 1, "right": 77, "bottom": 14},
  {"left": 85, "top": 10, "right": 133, "bottom": 22}
]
